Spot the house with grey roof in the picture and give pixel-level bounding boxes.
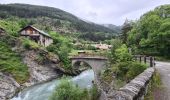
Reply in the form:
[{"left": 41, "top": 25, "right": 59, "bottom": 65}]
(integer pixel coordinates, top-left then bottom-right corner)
[{"left": 19, "top": 25, "right": 53, "bottom": 47}]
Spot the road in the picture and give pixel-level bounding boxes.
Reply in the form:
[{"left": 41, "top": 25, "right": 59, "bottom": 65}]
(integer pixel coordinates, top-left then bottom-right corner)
[{"left": 155, "top": 61, "right": 170, "bottom": 100}]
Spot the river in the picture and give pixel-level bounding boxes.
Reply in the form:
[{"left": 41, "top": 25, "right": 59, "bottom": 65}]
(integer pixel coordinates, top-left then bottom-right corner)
[{"left": 11, "top": 69, "right": 94, "bottom": 100}]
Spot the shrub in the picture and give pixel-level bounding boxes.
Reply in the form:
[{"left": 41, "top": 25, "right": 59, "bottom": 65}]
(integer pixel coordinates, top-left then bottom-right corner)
[
  {"left": 126, "top": 62, "right": 147, "bottom": 81},
  {"left": 47, "top": 31, "right": 73, "bottom": 70},
  {"left": 46, "top": 44, "right": 58, "bottom": 52},
  {"left": 0, "top": 41, "right": 29, "bottom": 83},
  {"left": 22, "top": 38, "right": 39, "bottom": 49},
  {"left": 144, "top": 71, "right": 162, "bottom": 100},
  {"left": 114, "top": 61, "right": 131, "bottom": 80},
  {"left": 49, "top": 78, "right": 89, "bottom": 100},
  {"left": 113, "top": 61, "right": 147, "bottom": 82},
  {"left": 23, "top": 41, "right": 31, "bottom": 49},
  {"left": 115, "top": 44, "right": 132, "bottom": 62},
  {"left": 101, "top": 68, "right": 113, "bottom": 84},
  {"left": 89, "top": 84, "right": 100, "bottom": 100}
]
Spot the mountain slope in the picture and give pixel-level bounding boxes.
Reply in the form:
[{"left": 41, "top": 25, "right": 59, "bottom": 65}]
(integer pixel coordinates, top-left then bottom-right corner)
[
  {"left": 102, "top": 24, "right": 122, "bottom": 33},
  {"left": 0, "top": 4, "right": 120, "bottom": 35}
]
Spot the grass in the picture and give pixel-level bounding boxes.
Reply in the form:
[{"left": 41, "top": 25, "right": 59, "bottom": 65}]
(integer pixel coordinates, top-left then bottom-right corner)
[
  {"left": 144, "top": 70, "right": 162, "bottom": 100},
  {"left": 0, "top": 40, "right": 29, "bottom": 84},
  {"left": 69, "top": 49, "right": 109, "bottom": 57},
  {"left": 22, "top": 38, "right": 40, "bottom": 50},
  {"left": 114, "top": 79, "right": 126, "bottom": 89}
]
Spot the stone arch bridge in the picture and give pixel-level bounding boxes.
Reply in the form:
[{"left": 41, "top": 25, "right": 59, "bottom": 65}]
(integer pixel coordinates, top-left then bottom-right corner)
[{"left": 70, "top": 55, "right": 108, "bottom": 77}]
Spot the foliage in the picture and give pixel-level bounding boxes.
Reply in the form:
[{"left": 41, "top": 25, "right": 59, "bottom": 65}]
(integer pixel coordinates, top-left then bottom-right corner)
[
  {"left": 0, "top": 37, "right": 29, "bottom": 83},
  {"left": 109, "top": 39, "right": 122, "bottom": 63},
  {"left": 115, "top": 44, "right": 132, "bottom": 62},
  {"left": 49, "top": 78, "right": 99, "bottom": 100},
  {"left": 0, "top": 19, "right": 21, "bottom": 37},
  {"left": 22, "top": 38, "right": 40, "bottom": 49},
  {"left": 89, "top": 84, "right": 100, "bottom": 100},
  {"left": 103, "top": 61, "right": 147, "bottom": 83},
  {"left": 127, "top": 5, "right": 170, "bottom": 58},
  {"left": 73, "top": 43, "right": 97, "bottom": 50},
  {"left": 125, "top": 62, "right": 147, "bottom": 81},
  {"left": 49, "top": 79, "right": 86, "bottom": 100},
  {"left": 47, "top": 31, "right": 73, "bottom": 70},
  {"left": 101, "top": 68, "right": 113, "bottom": 84},
  {"left": 144, "top": 71, "right": 162, "bottom": 100},
  {"left": 102, "top": 43, "right": 147, "bottom": 86},
  {"left": 78, "top": 32, "right": 114, "bottom": 42},
  {"left": 121, "top": 20, "right": 133, "bottom": 43}
]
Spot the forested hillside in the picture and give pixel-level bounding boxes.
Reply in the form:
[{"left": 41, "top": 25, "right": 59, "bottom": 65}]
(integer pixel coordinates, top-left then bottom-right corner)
[
  {"left": 102, "top": 24, "right": 122, "bottom": 33},
  {"left": 0, "top": 3, "right": 120, "bottom": 41},
  {"left": 127, "top": 4, "right": 170, "bottom": 58}
]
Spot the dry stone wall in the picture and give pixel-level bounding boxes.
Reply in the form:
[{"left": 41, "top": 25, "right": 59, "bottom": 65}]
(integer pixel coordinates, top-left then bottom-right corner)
[{"left": 107, "top": 67, "right": 155, "bottom": 100}]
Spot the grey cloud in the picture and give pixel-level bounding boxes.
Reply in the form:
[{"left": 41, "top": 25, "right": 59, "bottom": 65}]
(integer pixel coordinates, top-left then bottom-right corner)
[{"left": 0, "top": 0, "right": 170, "bottom": 25}]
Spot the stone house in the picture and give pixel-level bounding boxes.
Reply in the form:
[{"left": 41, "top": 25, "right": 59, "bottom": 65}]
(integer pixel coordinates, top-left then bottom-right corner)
[{"left": 19, "top": 25, "right": 53, "bottom": 47}]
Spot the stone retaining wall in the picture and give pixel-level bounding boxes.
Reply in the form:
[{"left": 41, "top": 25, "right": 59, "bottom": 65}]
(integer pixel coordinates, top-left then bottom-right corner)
[{"left": 107, "top": 67, "right": 155, "bottom": 100}]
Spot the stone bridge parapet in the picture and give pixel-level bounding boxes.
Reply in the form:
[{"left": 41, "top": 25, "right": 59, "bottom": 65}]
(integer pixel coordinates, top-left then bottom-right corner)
[{"left": 107, "top": 67, "right": 155, "bottom": 100}]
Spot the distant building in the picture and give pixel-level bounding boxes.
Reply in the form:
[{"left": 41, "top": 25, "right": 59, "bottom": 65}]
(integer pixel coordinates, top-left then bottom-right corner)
[
  {"left": 19, "top": 25, "right": 53, "bottom": 47},
  {"left": 92, "top": 43, "right": 112, "bottom": 50}
]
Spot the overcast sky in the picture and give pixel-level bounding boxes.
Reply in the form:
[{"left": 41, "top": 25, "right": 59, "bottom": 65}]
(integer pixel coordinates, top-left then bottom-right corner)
[{"left": 1, "top": 0, "right": 170, "bottom": 25}]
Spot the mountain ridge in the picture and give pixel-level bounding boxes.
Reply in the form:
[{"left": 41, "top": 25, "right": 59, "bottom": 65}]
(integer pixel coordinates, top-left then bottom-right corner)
[{"left": 0, "top": 3, "right": 120, "bottom": 34}]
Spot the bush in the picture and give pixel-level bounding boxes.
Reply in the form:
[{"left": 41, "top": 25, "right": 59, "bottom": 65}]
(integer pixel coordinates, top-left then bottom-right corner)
[
  {"left": 101, "top": 68, "right": 113, "bottom": 84},
  {"left": 0, "top": 41, "right": 29, "bottom": 83},
  {"left": 144, "top": 71, "right": 162, "bottom": 100},
  {"left": 22, "top": 38, "right": 39, "bottom": 49},
  {"left": 49, "top": 78, "right": 89, "bottom": 100},
  {"left": 115, "top": 44, "right": 132, "bottom": 62},
  {"left": 0, "top": 19, "right": 21, "bottom": 37},
  {"left": 113, "top": 61, "right": 147, "bottom": 82},
  {"left": 23, "top": 41, "right": 31, "bottom": 49},
  {"left": 47, "top": 32, "right": 73, "bottom": 70},
  {"left": 89, "top": 84, "right": 100, "bottom": 100},
  {"left": 126, "top": 62, "right": 147, "bottom": 81}
]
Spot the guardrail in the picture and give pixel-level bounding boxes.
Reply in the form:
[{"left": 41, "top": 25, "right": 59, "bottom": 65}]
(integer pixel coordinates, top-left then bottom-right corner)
[{"left": 133, "top": 55, "right": 155, "bottom": 67}]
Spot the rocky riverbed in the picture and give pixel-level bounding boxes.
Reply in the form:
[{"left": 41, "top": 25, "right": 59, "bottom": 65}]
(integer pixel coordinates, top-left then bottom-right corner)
[{"left": 0, "top": 44, "right": 65, "bottom": 100}]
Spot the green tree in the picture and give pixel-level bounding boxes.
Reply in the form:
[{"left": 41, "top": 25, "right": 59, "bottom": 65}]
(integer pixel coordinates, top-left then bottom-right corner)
[{"left": 115, "top": 44, "right": 132, "bottom": 62}]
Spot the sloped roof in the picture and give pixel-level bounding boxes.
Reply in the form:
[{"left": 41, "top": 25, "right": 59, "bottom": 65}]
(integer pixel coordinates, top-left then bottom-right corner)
[{"left": 19, "top": 25, "right": 52, "bottom": 38}]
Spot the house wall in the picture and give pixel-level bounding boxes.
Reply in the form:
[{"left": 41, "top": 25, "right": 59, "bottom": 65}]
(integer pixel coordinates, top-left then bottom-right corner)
[
  {"left": 20, "top": 27, "right": 39, "bottom": 35},
  {"left": 39, "top": 34, "right": 53, "bottom": 47},
  {"left": 20, "top": 27, "right": 53, "bottom": 47},
  {"left": 44, "top": 37, "right": 53, "bottom": 47}
]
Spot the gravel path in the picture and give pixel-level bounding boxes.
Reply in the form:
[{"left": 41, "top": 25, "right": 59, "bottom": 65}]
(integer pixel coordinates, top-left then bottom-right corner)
[{"left": 155, "top": 61, "right": 170, "bottom": 100}]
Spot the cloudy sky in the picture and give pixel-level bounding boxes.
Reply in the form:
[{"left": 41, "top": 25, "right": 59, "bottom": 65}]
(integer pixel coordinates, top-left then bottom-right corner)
[{"left": 1, "top": 0, "right": 170, "bottom": 25}]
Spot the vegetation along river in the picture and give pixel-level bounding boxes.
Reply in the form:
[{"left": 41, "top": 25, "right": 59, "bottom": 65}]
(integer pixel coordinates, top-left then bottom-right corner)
[{"left": 11, "top": 69, "right": 94, "bottom": 100}]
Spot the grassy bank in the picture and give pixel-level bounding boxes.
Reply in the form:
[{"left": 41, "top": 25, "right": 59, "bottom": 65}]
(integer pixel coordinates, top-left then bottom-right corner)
[
  {"left": 144, "top": 70, "right": 162, "bottom": 100},
  {"left": 0, "top": 36, "right": 29, "bottom": 83}
]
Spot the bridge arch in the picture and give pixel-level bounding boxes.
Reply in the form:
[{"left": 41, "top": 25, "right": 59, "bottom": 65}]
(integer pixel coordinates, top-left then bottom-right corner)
[
  {"left": 72, "top": 60, "right": 92, "bottom": 70},
  {"left": 71, "top": 56, "right": 108, "bottom": 77}
]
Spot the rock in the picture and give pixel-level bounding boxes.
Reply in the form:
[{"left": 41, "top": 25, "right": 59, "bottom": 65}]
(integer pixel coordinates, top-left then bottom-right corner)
[
  {"left": 20, "top": 50, "right": 63, "bottom": 87},
  {"left": 0, "top": 72, "right": 20, "bottom": 100}
]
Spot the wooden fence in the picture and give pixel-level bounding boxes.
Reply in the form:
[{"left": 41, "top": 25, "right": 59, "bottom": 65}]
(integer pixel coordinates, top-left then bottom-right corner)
[{"left": 133, "top": 55, "right": 155, "bottom": 67}]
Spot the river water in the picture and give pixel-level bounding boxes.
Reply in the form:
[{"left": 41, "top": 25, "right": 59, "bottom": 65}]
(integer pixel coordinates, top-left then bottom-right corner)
[{"left": 11, "top": 69, "right": 94, "bottom": 100}]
